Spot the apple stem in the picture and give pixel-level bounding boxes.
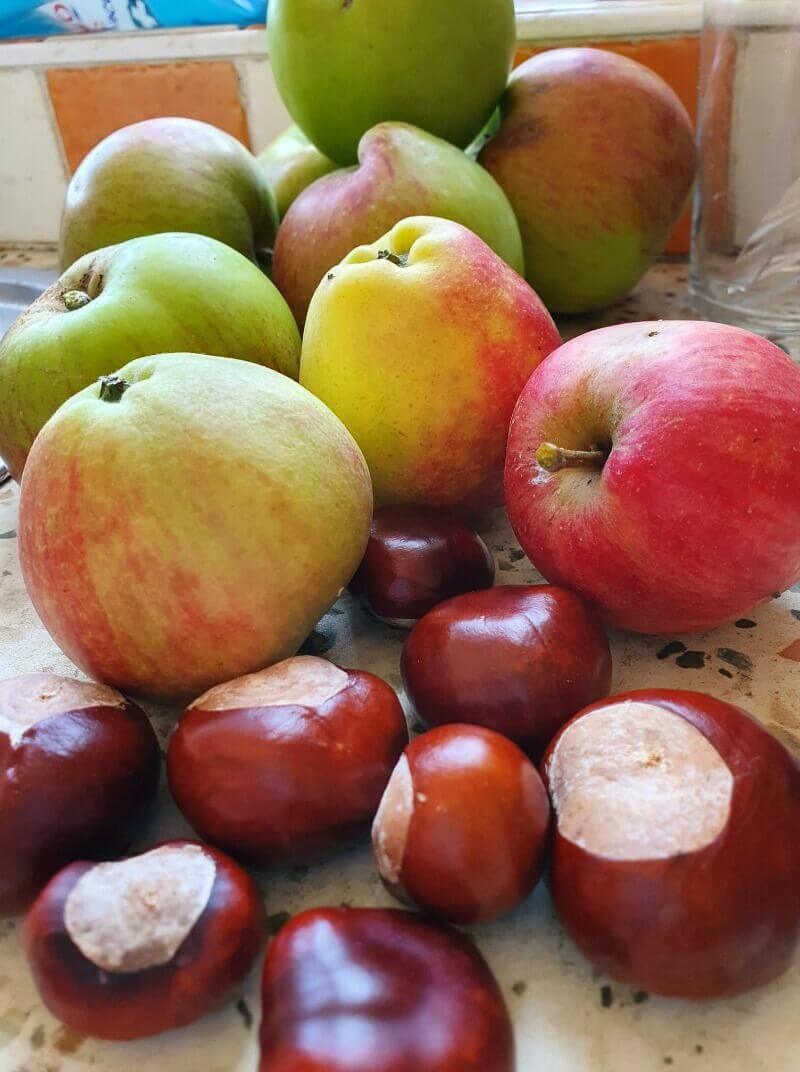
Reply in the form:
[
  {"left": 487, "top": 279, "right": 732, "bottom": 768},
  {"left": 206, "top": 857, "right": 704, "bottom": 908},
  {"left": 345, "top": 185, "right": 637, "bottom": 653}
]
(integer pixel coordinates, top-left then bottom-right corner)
[
  {"left": 98, "top": 375, "right": 130, "bottom": 403},
  {"left": 63, "top": 289, "right": 91, "bottom": 311},
  {"left": 536, "top": 442, "right": 607, "bottom": 473},
  {"left": 377, "top": 250, "right": 409, "bottom": 267}
]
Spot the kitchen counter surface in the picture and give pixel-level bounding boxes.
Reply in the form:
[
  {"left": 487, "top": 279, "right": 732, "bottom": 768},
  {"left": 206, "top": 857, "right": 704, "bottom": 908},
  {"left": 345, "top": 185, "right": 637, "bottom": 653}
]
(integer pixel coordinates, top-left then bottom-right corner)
[{"left": 1, "top": 259, "right": 798, "bottom": 1072}]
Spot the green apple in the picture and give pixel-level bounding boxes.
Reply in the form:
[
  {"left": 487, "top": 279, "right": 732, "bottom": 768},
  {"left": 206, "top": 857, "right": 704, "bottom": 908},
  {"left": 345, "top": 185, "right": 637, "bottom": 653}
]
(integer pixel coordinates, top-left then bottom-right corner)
[
  {"left": 19, "top": 353, "right": 373, "bottom": 701},
  {"left": 60, "top": 117, "right": 278, "bottom": 270},
  {"left": 273, "top": 122, "right": 525, "bottom": 325},
  {"left": 267, "top": 0, "right": 516, "bottom": 165},
  {"left": 258, "top": 125, "right": 337, "bottom": 218},
  {"left": 0, "top": 232, "right": 300, "bottom": 481}
]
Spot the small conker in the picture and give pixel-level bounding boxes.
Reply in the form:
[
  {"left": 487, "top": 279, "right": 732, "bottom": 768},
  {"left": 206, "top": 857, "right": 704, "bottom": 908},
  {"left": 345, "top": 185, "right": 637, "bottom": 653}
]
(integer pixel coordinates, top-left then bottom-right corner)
[
  {"left": 259, "top": 907, "right": 515, "bottom": 1072},
  {"left": 350, "top": 506, "right": 495, "bottom": 626},
  {"left": 167, "top": 655, "right": 409, "bottom": 864},
  {"left": 373, "top": 724, "right": 550, "bottom": 923},
  {"left": 24, "top": 840, "right": 264, "bottom": 1039},
  {"left": 402, "top": 584, "right": 612, "bottom": 757},
  {"left": 0, "top": 673, "right": 160, "bottom": 914}
]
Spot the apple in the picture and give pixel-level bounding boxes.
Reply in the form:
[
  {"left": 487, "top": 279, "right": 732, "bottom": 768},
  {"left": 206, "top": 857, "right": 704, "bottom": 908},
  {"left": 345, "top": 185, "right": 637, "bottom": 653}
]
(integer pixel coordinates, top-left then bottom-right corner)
[
  {"left": 18, "top": 353, "right": 372, "bottom": 701},
  {"left": 542, "top": 690, "right": 800, "bottom": 998},
  {"left": 301, "top": 216, "right": 561, "bottom": 514},
  {"left": 0, "top": 232, "right": 301, "bottom": 482},
  {"left": 480, "top": 48, "right": 696, "bottom": 313},
  {"left": 267, "top": 0, "right": 516, "bottom": 165},
  {"left": 272, "top": 122, "right": 525, "bottom": 325},
  {"left": 60, "top": 117, "right": 278, "bottom": 270},
  {"left": 257, "top": 124, "right": 336, "bottom": 218},
  {"left": 505, "top": 320, "right": 800, "bottom": 634}
]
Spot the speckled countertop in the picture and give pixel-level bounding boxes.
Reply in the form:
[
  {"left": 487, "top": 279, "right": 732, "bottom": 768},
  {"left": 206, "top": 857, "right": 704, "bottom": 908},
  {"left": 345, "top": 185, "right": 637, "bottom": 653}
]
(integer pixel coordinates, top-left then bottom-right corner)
[{"left": 0, "top": 259, "right": 799, "bottom": 1072}]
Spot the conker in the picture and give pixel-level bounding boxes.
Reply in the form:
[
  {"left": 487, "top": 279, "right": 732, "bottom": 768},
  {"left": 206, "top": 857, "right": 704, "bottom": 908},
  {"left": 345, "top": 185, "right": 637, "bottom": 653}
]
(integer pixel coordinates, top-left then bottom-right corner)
[
  {"left": 373, "top": 724, "right": 550, "bottom": 923},
  {"left": 542, "top": 689, "right": 800, "bottom": 999},
  {"left": 350, "top": 506, "right": 495, "bottom": 626},
  {"left": 0, "top": 673, "right": 160, "bottom": 914},
  {"left": 24, "top": 840, "right": 264, "bottom": 1039},
  {"left": 259, "top": 907, "right": 515, "bottom": 1072},
  {"left": 167, "top": 655, "right": 409, "bottom": 864},
  {"left": 402, "top": 584, "right": 612, "bottom": 757}
]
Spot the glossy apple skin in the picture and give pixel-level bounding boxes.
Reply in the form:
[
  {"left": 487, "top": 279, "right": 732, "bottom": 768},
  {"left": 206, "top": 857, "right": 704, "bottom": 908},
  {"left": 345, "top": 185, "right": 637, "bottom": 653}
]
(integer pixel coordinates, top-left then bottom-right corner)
[
  {"left": 24, "top": 840, "right": 264, "bottom": 1040},
  {"left": 168, "top": 668, "right": 408, "bottom": 864},
  {"left": 273, "top": 122, "right": 524, "bottom": 325},
  {"left": 259, "top": 907, "right": 515, "bottom": 1072},
  {"left": 350, "top": 506, "right": 495, "bottom": 626},
  {"left": 60, "top": 117, "right": 277, "bottom": 270},
  {"left": 0, "top": 679, "right": 159, "bottom": 915},
  {"left": 542, "top": 690, "right": 800, "bottom": 999},
  {"left": 301, "top": 216, "right": 561, "bottom": 514},
  {"left": 257, "top": 124, "right": 337, "bottom": 219},
  {"left": 480, "top": 48, "right": 695, "bottom": 313},
  {"left": 19, "top": 353, "right": 372, "bottom": 701},
  {"left": 402, "top": 585, "right": 612, "bottom": 758},
  {"left": 374, "top": 725, "right": 550, "bottom": 923},
  {"left": 0, "top": 232, "right": 301, "bottom": 482},
  {"left": 505, "top": 320, "right": 800, "bottom": 634}
]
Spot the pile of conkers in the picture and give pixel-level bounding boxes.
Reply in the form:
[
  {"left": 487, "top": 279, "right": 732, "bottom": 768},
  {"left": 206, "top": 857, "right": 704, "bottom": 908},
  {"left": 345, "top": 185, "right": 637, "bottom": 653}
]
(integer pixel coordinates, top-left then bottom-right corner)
[{"left": 5, "top": 506, "right": 800, "bottom": 1065}]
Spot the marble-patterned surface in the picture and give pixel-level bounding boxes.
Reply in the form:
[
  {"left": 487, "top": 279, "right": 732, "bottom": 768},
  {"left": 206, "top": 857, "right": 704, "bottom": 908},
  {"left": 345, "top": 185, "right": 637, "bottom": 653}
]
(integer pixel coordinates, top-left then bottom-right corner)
[{"left": 0, "top": 262, "right": 799, "bottom": 1072}]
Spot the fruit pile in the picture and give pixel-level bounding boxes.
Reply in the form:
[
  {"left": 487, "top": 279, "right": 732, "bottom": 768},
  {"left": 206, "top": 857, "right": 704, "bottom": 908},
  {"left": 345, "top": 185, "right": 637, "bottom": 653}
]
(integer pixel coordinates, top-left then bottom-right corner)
[{"left": 1, "top": 0, "right": 800, "bottom": 1067}]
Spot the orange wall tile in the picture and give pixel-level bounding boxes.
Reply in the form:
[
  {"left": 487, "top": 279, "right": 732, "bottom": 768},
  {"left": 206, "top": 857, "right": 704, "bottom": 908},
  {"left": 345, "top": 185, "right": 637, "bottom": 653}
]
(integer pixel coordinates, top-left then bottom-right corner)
[
  {"left": 515, "top": 37, "right": 701, "bottom": 253},
  {"left": 47, "top": 61, "right": 250, "bottom": 174}
]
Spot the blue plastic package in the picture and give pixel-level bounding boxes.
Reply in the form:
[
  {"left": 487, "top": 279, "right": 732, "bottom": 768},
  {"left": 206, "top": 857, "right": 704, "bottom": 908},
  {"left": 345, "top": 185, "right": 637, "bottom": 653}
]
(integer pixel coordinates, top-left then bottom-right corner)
[{"left": 0, "top": 0, "right": 267, "bottom": 38}]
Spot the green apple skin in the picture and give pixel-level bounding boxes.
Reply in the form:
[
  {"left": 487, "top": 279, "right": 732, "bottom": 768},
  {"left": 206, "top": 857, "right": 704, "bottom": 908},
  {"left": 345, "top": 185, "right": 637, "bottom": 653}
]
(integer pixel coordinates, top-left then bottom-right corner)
[
  {"left": 480, "top": 49, "right": 696, "bottom": 313},
  {"left": 258, "top": 125, "right": 337, "bottom": 218},
  {"left": 300, "top": 216, "right": 560, "bottom": 515},
  {"left": 267, "top": 0, "right": 516, "bottom": 165},
  {"left": 19, "top": 353, "right": 372, "bottom": 702},
  {"left": 60, "top": 117, "right": 278, "bottom": 270},
  {"left": 273, "top": 122, "right": 525, "bottom": 326},
  {"left": 0, "top": 233, "right": 300, "bottom": 482}
]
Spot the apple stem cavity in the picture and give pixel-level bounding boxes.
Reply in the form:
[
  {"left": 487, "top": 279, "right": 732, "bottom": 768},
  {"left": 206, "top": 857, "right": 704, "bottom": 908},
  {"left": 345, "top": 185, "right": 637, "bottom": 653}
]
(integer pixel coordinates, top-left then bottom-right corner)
[
  {"left": 536, "top": 442, "right": 607, "bottom": 473},
  {"left": 62, "top": 290, "right": 91, "bottom": 311},
  {"left": 377, "top": 250, "right": 409, "bottom": 268},
  {"left": 98, "top": 375, "right": 130, "bottom": 404}
]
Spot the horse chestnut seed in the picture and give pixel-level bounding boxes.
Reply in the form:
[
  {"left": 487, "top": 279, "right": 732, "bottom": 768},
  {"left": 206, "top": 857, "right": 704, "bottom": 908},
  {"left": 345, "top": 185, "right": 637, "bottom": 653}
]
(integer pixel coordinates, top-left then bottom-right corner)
[
  {"left": 167, "top": 656, "right": 409, "bottom": 864},
  {"left": 260, "top": 907, "right": 514, "bottom": 1072},
  {"left": 542, "top": 689, "right": 800, "bottom": 998},
  {"left": 373, "top": 724, "right": 550, "bottom": 923},
  {"left": 0, "top": 673, "right": 160, "bottom": 914},
  {"left": 24, "top": 840, "right": 264, "bottom": 1039},
  {"left": 350, "top": 506, "right": 495, "bottom": 626}
]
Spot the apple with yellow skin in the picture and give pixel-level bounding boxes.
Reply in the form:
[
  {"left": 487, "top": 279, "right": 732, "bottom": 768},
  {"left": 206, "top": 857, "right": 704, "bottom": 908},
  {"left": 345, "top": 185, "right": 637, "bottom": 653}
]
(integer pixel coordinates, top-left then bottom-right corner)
[
  {"left": 480, "top": 49, "right": 696, "bottom": 313},
  {"left": 60, "top": 118, "right": 278, "bottom": 270},
  {"left": 0, "top": 232, "right": 300, "bottom": 482},
  {"left": 273, "top": 123, "right": 524, "bottom": 327},
  {"left": 257, "top": 125, "right": 336, "bottom": 219},
  {"left": 300, "top": 217, "right": 560, "bottom": 514},
  {"left": 19, "top": 354, "right": 372, "bottom": 701}
]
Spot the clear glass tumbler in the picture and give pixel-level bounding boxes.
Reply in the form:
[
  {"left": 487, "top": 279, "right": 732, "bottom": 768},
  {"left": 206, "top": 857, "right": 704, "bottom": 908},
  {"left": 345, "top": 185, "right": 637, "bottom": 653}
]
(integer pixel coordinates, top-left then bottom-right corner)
[{"left": 690, "top": 0, "right": 800, "bottom": 360}]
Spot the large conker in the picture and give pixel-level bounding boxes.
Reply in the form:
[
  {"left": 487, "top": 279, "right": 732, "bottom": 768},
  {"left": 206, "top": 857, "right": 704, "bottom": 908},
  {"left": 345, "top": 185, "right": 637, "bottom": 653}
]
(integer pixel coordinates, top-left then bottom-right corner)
[
  {"left": 24, "top": 840, "right": 264, "bottom": 1039},
  {"left": 402, "top": 584, "right": 612, "bottom": 757},
  {"left": 259, "top": 907, "right": 515, "bottom": 1071},
  {"left": 0, "top": 673, "right": 160, "bottom": 914},
  {"left": 373, "top": 724, "right": 550, "bottom": 923},
  {"left": 542, "top": 689, "right": 800, "bottom": 999},
  {"left": 167, "top": 656, "right": 409, "bottom": 864},
  {"left": 350, "top": 506, "right": 495, "bottom": 626}
]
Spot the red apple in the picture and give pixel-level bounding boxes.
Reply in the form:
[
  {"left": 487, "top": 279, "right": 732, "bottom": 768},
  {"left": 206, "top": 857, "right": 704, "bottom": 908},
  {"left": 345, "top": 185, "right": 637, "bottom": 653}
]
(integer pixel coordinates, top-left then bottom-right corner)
[
  {"left": 542, "top": 690, "right": 800, "bottom": 999},
  {"left": 24, "top": 840, "right": 264, "bottom": 1039},
  {"left": 402, "top": 585, "right": 611, "bottom": 757},
  {"left": 505, "top": 320, "right": 800, "bottom": 633},
  {"left": 373, "top": 725, "right": 550, "bottom": 923},
  {"left": 0, "top": 673, "right": 159, "bottom": 914},
  {"left": 350, "top": 506, "right": 495, "bottom": 627},
  {"left": 167, "top": 656, "right": 409, "bottom": 864},
  {"left": 259, "top": 907, "right": 515, "bottom": 1071}
]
